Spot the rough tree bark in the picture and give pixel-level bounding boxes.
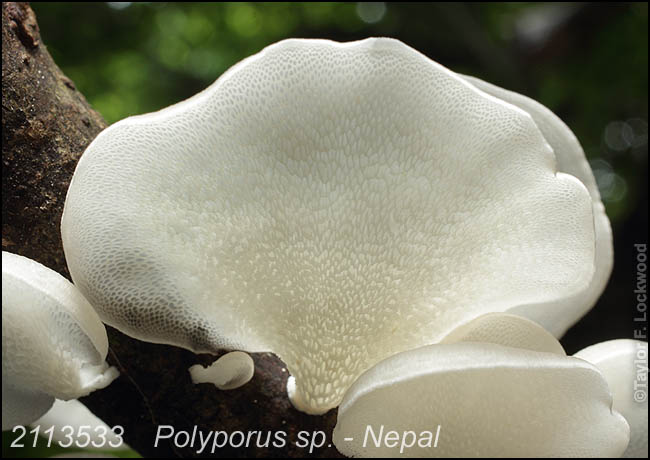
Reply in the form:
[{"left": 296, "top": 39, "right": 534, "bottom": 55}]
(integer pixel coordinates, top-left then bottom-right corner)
[{"left": 2, "top": 3, "right": 341, "bottom": 457}]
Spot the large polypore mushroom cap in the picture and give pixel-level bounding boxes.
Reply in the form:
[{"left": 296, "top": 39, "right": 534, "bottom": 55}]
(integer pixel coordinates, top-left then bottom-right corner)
[
  {"left": 62, "top": 37, "right": 596, "bottom": 414},
  {"left": 2, "top": 252, "right": 119, "bottom": 430}
]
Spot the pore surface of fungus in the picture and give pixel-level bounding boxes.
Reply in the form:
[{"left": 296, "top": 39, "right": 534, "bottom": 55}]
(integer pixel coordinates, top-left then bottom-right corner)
[
  {"left": 439, "top": 312, "right": 566, "bottom": 355},
  {"left": 2, "top": 252, "right": 118, "bottom": 430},
  {"left": 62, "top": 38, "right": 595, "bottom": 414},
  {"left": 461, "top": 76, "right": 613, "bottom": 338}
]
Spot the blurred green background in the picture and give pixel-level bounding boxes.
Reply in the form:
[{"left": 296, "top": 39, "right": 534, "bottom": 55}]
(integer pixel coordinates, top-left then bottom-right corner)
[{"left": 4, "top": 2, "right": 649, "bottom": 457}]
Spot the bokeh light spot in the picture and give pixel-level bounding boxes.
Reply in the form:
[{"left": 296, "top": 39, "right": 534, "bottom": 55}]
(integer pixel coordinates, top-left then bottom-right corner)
[
  {"left": 590, "top": 158, "right": 628, "bottom": 203},
  {"left": 106, "top": 2, "right": 131, "bottom": 10},
  {"left": 604, "top": 120, "right": 635, "bottom": 152},
  {"left": 356, "top": 2, "right": 386, "bottom": 24}
]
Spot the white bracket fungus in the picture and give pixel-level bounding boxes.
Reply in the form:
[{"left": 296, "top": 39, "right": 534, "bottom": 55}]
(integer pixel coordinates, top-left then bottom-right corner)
[
  {"left": 62, "top": 38, "right": 600, "bottom": 414},
  {"left": 332, "top": 341, "right": 630, "bottom": 457},
  {"left": 189, "top": 351, "right": 254, "bottom": 390},
  {"left": 575, "top": 339, "right": 649, "bottom": 458},
  {"left": 2, "top": 251, "right": 119, "bottom": 430}
]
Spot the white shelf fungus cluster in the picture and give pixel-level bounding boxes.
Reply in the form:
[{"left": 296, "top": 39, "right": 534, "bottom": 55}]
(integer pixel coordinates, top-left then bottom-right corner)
[
  {"left": 333, "top": 313, "right": 641, "bottom": 457},
  {"left": 55, "top": 37, "right": 646, "bottom": 457},
  {"left": 2, "top": 251, "right": 119, "bottom": 430}
]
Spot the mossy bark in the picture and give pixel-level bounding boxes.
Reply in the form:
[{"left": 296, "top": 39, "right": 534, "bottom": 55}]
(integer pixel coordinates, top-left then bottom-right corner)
[{"left": 2, "top": 3, "right": 340, "bottom": 457}]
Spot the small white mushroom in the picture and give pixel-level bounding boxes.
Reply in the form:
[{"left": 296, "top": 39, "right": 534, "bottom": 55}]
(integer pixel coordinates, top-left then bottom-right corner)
[
  {"left": 189, "top": 351, "right": 254, "bottom": 390},
  {"left": 62, "top": 38, "right": 596, "bottom": 414},
  {"left": 332, "top": 342, "right": 630, "bottom": 457},
  {"left": 461, "top": 75, "right": 613, "bottom": 338},
  {"left": 575, "top": 339, "right": 648, "bottom": 458},
  {"left": 1, "top": 251, "right": 118, "bottom": 430}
]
